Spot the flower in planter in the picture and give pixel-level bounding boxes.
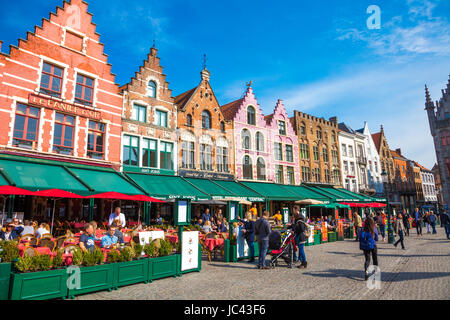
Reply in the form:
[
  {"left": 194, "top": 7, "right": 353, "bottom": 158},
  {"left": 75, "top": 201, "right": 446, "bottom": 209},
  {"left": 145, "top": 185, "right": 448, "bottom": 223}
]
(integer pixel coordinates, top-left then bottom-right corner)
[{"left": 143, "top": 242, "right": 159, "bottom": 258}]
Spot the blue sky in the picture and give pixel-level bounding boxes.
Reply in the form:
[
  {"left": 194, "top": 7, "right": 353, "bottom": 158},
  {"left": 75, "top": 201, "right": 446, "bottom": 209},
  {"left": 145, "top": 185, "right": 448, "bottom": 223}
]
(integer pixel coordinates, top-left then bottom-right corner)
[{"left": 1, "top": 0, "right": 449, "bottom": 169}]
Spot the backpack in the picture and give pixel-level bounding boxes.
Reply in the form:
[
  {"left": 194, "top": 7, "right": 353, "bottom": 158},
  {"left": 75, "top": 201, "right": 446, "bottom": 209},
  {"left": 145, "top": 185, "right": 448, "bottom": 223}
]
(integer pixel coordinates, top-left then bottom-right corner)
[
  {"left": 359, "top": 231, "right": 375, "bottom": 251},
  {"left": 302, "top": 221, "right": 311, "bottom": 238}
]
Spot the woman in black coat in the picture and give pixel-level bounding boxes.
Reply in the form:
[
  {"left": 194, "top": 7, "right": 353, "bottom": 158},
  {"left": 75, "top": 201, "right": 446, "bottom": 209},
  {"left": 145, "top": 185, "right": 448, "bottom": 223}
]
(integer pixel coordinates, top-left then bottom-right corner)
[
  {"left": 241, "top": 211, "right": 256, "bottom": 263},
  {"left": 293, "top": 215, "right": 308, "bottom": 269}
]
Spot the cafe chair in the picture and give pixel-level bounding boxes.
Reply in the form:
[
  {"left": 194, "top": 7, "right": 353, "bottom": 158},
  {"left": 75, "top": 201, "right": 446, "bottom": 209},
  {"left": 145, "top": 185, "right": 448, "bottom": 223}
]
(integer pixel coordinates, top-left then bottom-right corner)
[
  {"left": 55, "top": 236, "right": 67, "bottom": 249},
  {"left": 45, "top": 240, "right": 56, "bottom": 252},
  {"left": 39, "top": 237, "right": 52, "bottom": 248},
  {"left": 28, "top": 237, "right": 38, "bottom": 247},
  {"left": 24, "top": 247, "right": 37, "bottom": 257},
  {"left": 20, "top": 234, "right": 35, "bottom": 241},
  {"left": 40, "top": 233, "right": 53, "bottom": 240},
  {"left": 63, "top": 244, "right": 79, "bottom": 254},
  {"left": 65, "top": 236, "right": 78, "bottom": 244}
]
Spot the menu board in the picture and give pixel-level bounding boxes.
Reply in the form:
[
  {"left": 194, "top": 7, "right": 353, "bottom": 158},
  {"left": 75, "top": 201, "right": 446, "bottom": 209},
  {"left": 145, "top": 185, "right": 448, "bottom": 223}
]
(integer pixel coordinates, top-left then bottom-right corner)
[
  {"left": 138, "top": 231, "right": 165, "bottom": 245},
  {"left": 282, "top": 208, "right": 289, "bottom": 224},
  {"left": 308, "top": 225, "right": 314, "bottom": 243},
  {"left": 181, "top": 231, "right": 199, "bottom": 271},
  {"left": 177, "top": 200, "right": 188, "bottom": 224}
]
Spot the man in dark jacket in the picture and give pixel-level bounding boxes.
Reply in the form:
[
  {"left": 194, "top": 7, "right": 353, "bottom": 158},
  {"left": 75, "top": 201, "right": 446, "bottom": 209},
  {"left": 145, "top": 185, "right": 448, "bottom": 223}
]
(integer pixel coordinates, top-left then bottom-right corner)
[
  {"left": 294, "top": 215, "right": 308, "bottom": 269},
  {"left": 440, "top": 212, "right": 450, "bottom": 239},
  {"left": 0, "top": 224, "right": 19, "bottom": 241},
  {"left": 255, "top": 211, "right": 271, "bottom": 269}
]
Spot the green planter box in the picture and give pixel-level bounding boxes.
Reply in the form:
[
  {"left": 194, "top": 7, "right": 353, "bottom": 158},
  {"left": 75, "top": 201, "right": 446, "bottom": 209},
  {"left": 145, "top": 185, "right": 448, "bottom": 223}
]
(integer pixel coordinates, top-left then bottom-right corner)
[
  {"left": 223, "top": 239, "right": 231, "bottom": 262},
  {"left": 113, "top": 259, "right": 149, "bottom": 289},
  {"left": 67, "top": 264, "right": 114, "bottom": 299},
  {"left": 254, "top": 242, "right": 259, "bottom": 257},
  {"left": 10, "top": 268, "right": 68, "bottom": 300},
  {"left": 327, "top": 232, "right": 336, "bottom": 242},
  {"left": 313, "top": 233, "right": 321, "bottom": 245},
  {"left": 0, "top": 262, "right": 12, "bottom": 300},
  {"left": 229, "top": 245, "right": 237, "bottom": 262},
  {"left": 148, "top": 255, "right": 179, "bottom": 281}
]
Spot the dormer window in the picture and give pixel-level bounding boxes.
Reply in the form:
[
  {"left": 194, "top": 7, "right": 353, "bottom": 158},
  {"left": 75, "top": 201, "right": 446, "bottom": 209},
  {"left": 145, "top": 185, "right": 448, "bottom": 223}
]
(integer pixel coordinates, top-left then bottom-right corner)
[
  {"left": 247, "top": 106, "right": 256, "bottom": 125},
  {"left": 148, "top": 81, "right": 157, "bottom": 98},
  {"left": 278, "top": 120, "right": 286, "bottom": 135}
]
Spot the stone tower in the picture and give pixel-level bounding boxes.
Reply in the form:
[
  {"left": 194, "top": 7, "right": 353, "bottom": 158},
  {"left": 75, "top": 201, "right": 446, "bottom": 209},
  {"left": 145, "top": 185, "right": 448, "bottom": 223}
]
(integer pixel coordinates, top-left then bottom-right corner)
[{"left": 425, "top": 77, "right": 450, "bottom": 210}]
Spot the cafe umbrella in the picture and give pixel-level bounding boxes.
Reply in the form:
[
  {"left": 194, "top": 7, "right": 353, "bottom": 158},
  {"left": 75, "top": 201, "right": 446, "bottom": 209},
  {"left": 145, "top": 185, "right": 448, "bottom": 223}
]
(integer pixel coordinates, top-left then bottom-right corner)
[
  {"left": 0, "top": 185, "right": 36, "bottom": 227},
  {"left": 33, "top": 189, "right": 86, "bottom": 234}
]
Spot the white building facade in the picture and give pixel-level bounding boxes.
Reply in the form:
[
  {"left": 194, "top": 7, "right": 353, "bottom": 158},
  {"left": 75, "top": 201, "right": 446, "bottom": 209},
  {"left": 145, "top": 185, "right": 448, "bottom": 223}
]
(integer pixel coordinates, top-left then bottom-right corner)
[
  {"left": 338, "top": 124, "right": 360, "bottom": 193},
  {"left": 421, "top": 169, "right": 438, "bottom": 203}
]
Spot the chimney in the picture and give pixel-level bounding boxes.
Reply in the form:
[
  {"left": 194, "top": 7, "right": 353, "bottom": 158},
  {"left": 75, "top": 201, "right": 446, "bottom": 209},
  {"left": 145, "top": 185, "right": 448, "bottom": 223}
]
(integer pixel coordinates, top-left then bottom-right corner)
[{"left": 395, "top": 148, "right": 402, "bottom": 155}]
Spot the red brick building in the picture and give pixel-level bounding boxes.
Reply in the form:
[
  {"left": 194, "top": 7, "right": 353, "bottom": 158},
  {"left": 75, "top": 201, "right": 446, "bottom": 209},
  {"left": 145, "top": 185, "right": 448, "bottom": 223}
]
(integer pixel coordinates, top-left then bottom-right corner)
[{"left": 0, "top": 0, "right": 123, "bottom": 168}]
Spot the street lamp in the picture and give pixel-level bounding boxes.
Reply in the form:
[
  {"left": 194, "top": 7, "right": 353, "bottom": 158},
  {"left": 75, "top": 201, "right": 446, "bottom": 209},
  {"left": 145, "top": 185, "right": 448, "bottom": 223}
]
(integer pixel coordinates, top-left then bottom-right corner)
[{"left": 381, "top": 169, "right": 395, "bottom": 243}]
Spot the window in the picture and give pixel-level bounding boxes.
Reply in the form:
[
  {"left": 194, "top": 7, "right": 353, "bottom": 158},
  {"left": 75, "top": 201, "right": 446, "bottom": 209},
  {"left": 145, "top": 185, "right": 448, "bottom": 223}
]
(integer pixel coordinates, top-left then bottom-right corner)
[
  {"left": 275, "top": 165, "right": 284, "bottom": 184},
  {"left": 313, "top": 146, "right": 319, "bottom": 161},
  {"left": 274, "top": 142, "right": 283, "bottom": 161},
  {"left": 181, "top": 141, "right": 195, "bottom": 169},
  {"left": 132, "top": 104, "right": 147, "bottom": 122},
  {"left": 301, "top": 166, "right": 311, "bottom": 182},
  {"left": 324, "top": 169, "right": 330, "bottom": 183},
  {"left": 286, "top": 166, "right": 295, "bottom": 185},
  {"left": 217, "top": 147, "right": 228, "bottom": 172},
  {"left": 344, "top": 161, "right": 349, "bottom": 174},
  {"left": 286, "top": 145, "right": 293, "bottom": 162},
  {"left": 333, "top": 169, "right": 341, "bottom": 184},
  {"left": 53, "top": 113, "right": 74, "bottom": 155},
  {"left": 186, "top": 114, "right": 192, "bottom": 126},
  {"left": 142, "top": 138, "right": 157, "bottom": 168},
  {"left": 123, "top": 135, "right": 139, "bottom": 166},
  {"left": 323, "top": 147, "right": 328, "bottom": 162},
  {"left": 155, "top": 110, "right": 167, "bottom": 127},
  {"left": 317, "top": 128, "right": 322, "bottom": 140},
  {"left": 278, "top": 120, "right": 286, "bottom": 135},
  {"left": 200, "top": 144, "right": 212, "bottom": 171},
  {"left": 313, "top": 168, "right": 321, "bottom": 182},
  {"left": 247, "top": 106, "right": 256, "bottom": 125},
  {"left": 331, "top": 132, "right": 336, "bottom": 143},
  {"left": 12, "top": 103, "right": 40, "bottom": 149},
  {"left": 148, "top": 81, "right": 157, "bottom": 98},
  {"left": 242, "top": 129, "right": 251, "bottom": 150},
  {"left": 341, "top": 144, "right": 347, "bottom": 156},
  {"left": 350, "top": 162, "right": 355, "bottom": 174},
  {"left": 332, "top": 150, "right": 339, "bottom": 165},
  {"left": 256, "top": 158, "right": 266, "bottom": 180},
  {"left": 74, "top": 74, "right": 94, "bottom": 106},
  {"left": 220, "top": 121, "right": 225, "bottom": 132},
  {"left": 243, "top": 155, "right": 253, "bottom": 179},
  {"left": 300, "top": 143, "right": 309, "bottom": 159},
  {"left": 87, "top": 121, "right": 105, "bottom": 159},
  {"left": 300, "top": 123, "right": 306, "bottom": 135},
  {"left": 256, "top": 132, "right": 264, "bottom": 151},
  {"left": 160, "top": 141, "right": 173, "bottom": 170},
  {"left": 348, "top": 145, "right": 354, "bottom": 157},
  {"left": 40, "top": 62, "right": 63, "bottom": 97},
  {"left": 202, "top": 110, "right": 211, "bottom": 129}
]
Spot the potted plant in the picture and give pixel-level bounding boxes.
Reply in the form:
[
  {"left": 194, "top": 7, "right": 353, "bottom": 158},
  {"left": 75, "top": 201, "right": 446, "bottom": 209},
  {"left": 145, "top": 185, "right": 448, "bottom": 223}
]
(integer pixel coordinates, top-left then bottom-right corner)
[
  {"left": 147, "top": 239, "right": 179, "bottom": 281},
  {"left": 10, "top": 253, "right": 68, "bottom": 300},
  {"left": 112, "top": 245, "right": 149, "bottom": 289},
  {"left": 0, "top": 241, "right": 19, "bottom": 300},
  {"left": 67, "top": 248, "right": 114, "bottom": 299}
]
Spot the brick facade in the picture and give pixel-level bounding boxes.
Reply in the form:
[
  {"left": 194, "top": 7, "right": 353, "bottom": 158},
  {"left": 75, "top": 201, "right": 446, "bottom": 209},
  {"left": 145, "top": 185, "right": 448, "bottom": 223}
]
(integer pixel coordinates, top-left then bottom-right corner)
[
  {"left": 0, "top": 0, "right": 122, "bottom": 168},
  {"left": 119, "top": 46, "right": 177, "bottom": 175}
]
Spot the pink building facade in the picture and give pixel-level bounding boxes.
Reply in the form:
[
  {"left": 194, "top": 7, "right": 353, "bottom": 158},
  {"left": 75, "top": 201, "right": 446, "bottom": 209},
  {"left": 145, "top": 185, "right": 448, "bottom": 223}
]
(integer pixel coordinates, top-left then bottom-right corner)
[
  {"left": 221, "top": 86, "right": 272, "bottom": 181},
  {"left": 265, "top": 100, "right": 300, "bottom": 185}
]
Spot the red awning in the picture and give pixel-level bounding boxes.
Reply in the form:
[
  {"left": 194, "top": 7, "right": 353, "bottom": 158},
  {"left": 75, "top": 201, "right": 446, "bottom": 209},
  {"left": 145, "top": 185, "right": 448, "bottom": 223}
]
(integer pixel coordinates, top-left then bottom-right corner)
[
  {"left": 0, "top": 185, "right": 36, "bottom": 196},
  {"left": 86, "top": 191, "right": 137, "bottom": 200},
  {"left": 33, "top": 189, "right": 86, "bottom": 198},
  {"left": 128, "top": 194, "right": 165, "bottom": 203}
]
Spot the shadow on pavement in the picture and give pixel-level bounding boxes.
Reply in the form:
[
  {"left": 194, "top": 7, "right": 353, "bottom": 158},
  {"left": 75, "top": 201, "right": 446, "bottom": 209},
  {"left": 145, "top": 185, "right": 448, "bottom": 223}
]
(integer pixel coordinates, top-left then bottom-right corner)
[
  {"left": 303, "top": 269, "right": 450, "bottom": 282},
  {"left": 326, "top": 251, "right": 450, "bottom": 258}
]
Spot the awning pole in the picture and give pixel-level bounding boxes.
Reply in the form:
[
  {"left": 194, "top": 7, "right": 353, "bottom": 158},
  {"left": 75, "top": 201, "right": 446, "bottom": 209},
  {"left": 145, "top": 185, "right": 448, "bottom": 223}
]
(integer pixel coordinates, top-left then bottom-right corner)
[
  {"left": 1, "top": 196, "right": 5, "bottom": 228},
  {"left": 51, "top": 198, "right": 57, "bottom": 235},
  {"left": 137, "top": 201, "right": 141, "bottom": 224}
]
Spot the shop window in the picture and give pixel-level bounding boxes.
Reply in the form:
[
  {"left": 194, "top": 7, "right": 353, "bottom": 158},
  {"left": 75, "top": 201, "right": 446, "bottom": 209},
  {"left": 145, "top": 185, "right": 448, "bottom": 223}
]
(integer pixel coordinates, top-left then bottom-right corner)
[
  {"left": 12, "top": 103, "right": 40, "bottom": 149},
  {"left": 53, "top": 113, "right": 75, "bottom": 155},
  {"left": 75, "top": 74, "right": 94, "bottom": 106},
  {"left": 40, "top": 62, "right": 63, "bottom": 97}
]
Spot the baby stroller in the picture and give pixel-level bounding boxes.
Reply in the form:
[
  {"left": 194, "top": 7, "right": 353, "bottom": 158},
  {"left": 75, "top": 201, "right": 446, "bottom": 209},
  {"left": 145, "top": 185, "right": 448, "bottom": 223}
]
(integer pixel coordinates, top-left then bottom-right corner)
[{"left": 268, "top": 229, "right": 297, "bottom": 269}]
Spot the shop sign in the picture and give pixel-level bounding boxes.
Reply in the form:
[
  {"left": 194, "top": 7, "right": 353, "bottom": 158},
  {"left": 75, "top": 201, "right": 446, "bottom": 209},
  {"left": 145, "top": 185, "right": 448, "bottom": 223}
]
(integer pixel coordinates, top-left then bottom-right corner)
[
  {"left": 178, "top": 169, "right": 234, "bottom": 181},
  {"left": 28, "top": 93, "right": 101, "bottom": 120}
]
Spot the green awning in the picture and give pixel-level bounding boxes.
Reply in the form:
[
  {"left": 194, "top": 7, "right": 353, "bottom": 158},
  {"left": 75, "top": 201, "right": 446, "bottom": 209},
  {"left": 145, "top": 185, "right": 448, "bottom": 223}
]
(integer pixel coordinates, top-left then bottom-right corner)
[
  {"left": 308, "top": 203, "right": 349, "bottom": 209},
  {"left": 239, "top": 181, "right": 300, "bottom": 201},
  {"left": 125, "top": 173, "right": 210, "bottom": 201},
  {"left": 0, "top": 156, "right": 89, "bottom": 194},
  {"left": 211, "top": 180, "right": 265, "bottom": 202},
  {"left": 183, "top": 178, "right": 236, "bottom": 200},
  {"left": 280, "top": 185, "right": 333, "bottom": 203},
  {"left": 69, "top": 167, "right": 143, "bottom": 195},
  {"left": 336, "top": 188, "right": 374, "bottom": 202},
  {"left": 304, "top": 186, "right": 360, "bottom": 202},
  {"left": 0, "top": 169, "right": 9, "bottom": 186}
]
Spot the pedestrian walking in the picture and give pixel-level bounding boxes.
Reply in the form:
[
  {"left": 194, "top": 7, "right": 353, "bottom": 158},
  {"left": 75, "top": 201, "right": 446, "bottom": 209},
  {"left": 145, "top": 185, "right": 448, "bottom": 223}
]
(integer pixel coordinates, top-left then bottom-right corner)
[
  {"left": 377, "top": 211, "right": 386, "bottom": 242},
  {"left": 358, "top": 216, "right": 379, "bottom": 281},
  {"left": 414, "top": 208, "right": 423, "bottom": 236},
  {"left": 240, "top": 212, "right": 256, "bottom": 263},
  {"left": 428, "top": 211, "right": 437, "bottom": 234},
  {"left": 424, "top": 211, "right": 431, "bottom": 234},
  {"left": 402, "top": 209, "right": 410, "bottom": 236},
  {"left": 440, "top": 212, "right": 450, "bottom": 239},
  {"left": 394, "top": 213, "right": 406, "bottom": 250},
  {"left": 353, "top": 213, "right": 362, "bottom": 241},
  {"left": 293, "top": 214, "right": 309, "bottom": 269},
  {"left": 254, "top": 211, "right": 271, "bottom": 269}
]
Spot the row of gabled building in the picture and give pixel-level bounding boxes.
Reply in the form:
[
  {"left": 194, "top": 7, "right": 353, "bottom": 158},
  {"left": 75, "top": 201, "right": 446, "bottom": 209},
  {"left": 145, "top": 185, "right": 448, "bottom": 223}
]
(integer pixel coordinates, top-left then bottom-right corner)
[{"left": 0, "top": 0, "right": 440, "bottom": 214}]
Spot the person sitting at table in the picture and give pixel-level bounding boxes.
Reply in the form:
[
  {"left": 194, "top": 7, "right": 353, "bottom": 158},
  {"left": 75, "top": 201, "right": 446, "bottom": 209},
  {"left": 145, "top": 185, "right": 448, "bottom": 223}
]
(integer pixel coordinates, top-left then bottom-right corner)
[
  {"left": 79, "top": 223, "right": 96, "bottom": 252},
  {"left": 12, "top": 218, "right": 24, "bottom": 235},
  {"left": 201, "top": 220, "right": 212, "bottom": 233},
  {"left": 109, "top": 207, "right": 126, "bottom": 228},
  {"left": 223, "top": 218, "right": 229, "bottom": 230},
  {"left": 216, "top": 219, "right": 227, "bottom": 233},
  {"left": 35, "top": 223, "right": 50, "bottom": 239},
  {"left": 194, "top": 219, "right": 203, "bottom": 227},
  {"left": 201, "top": 208, "right": 211, "bottom": 225},
  {"left": 216, "top": 209, "right": 224, "bottom": 221},
  {"left": 89, "top": 220, "right": 98, "bottom": 235},
  {"left": 101, "top": 225, "right": 119, "bottom": 249},
  {"left": 20, "top": 220, "right": 35, "bottom": 237},
  {"left": 155, "top": 214, "right": 163, "bottom": 224},
  {"left": 109, "top": 222, "right": 124, "bottom": 243},
  {"left": 0, "top": 223, "right": 18, "bottom": 241}
]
